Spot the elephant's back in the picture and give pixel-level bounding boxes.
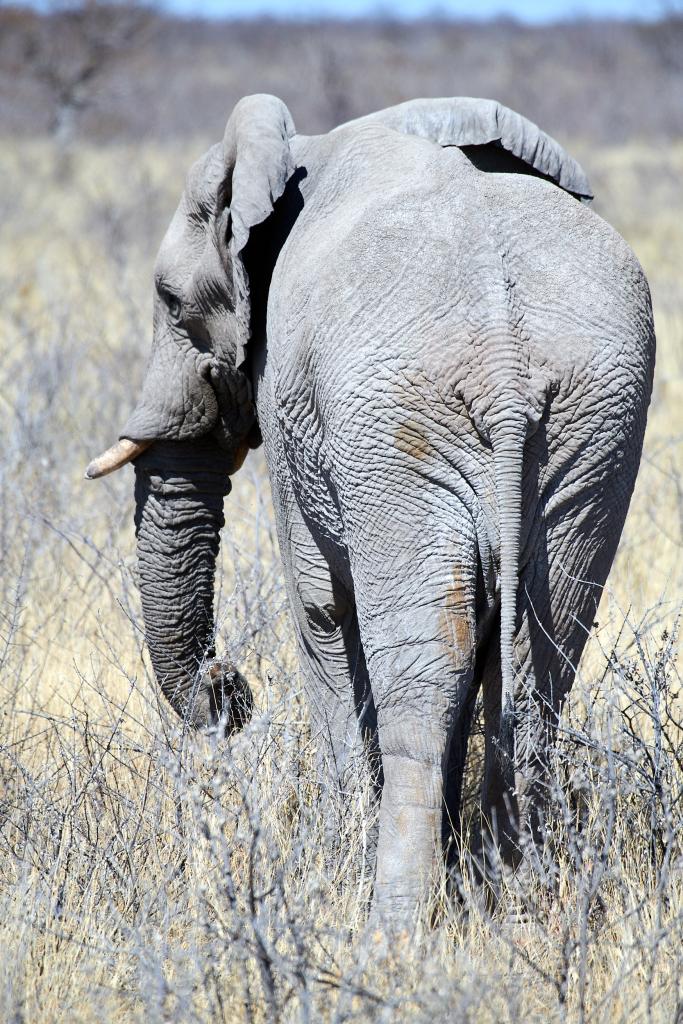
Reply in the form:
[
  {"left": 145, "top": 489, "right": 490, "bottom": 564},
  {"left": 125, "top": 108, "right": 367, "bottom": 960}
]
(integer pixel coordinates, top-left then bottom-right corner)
[
  {"left": 265, "top": 132, "right": 654, "bottom": 572},
  {"left": 272, "top": 128, "right": 654, "bottom": 421},
  {"left": 471, "top": 167, "right": 654, "bottom": 381}
]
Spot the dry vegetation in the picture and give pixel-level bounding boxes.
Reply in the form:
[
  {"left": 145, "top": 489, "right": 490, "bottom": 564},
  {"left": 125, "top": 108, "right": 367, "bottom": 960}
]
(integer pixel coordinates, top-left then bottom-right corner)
[{"left": 1, "top": 7, "right": 682, "bottom": 1022}]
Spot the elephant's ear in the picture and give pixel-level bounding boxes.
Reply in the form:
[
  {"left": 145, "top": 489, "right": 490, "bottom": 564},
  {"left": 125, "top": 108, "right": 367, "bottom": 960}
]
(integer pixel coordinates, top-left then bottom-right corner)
[
  {"left": 337, "top": 97, "right": 593, "bottom": 202},
  {"left": 221, "top": 94, "right": 296, "bottom": 366}
]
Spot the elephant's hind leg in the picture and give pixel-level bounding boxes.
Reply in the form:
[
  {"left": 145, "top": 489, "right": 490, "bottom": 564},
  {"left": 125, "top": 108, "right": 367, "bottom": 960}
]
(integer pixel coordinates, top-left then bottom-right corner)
[
  {"left": 479, "top": 483, "right": 633, "bottom": 883},
  {"left": 350, "top": 519, "right": 479, "bottom": 924}
]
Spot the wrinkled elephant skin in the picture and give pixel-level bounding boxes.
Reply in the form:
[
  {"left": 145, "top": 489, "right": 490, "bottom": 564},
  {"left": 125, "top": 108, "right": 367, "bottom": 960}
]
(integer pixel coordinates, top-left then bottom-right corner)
[{"left": 88, "top": 95, "right": 655, "bottom": 924}]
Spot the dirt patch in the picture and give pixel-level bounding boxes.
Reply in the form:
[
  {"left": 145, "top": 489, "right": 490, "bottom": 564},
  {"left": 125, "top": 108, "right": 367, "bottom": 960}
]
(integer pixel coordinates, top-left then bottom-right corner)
[
  {"left": 441, "top": 566, "right": 473, "bottom": 659},
  {"left": 394, "top": 417, "right": 431, "bottom": 460}
]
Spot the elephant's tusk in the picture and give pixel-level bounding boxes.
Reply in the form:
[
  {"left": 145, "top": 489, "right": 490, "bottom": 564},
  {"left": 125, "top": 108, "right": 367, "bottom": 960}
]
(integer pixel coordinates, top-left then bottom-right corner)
[{"left": 84, "top": 438, "right": 153, "bottom": 480}]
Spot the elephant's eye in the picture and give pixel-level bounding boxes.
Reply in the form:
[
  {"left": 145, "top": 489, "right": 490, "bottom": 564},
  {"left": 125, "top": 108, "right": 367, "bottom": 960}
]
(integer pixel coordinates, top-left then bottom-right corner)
[{"left": 163, "top": 291, "right": 183, "bottom": 323}]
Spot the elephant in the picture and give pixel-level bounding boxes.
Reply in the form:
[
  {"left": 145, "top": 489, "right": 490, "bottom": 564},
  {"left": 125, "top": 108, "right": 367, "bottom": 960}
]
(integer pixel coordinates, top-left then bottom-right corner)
[{"left": 86, "top": 94, "right": 655, "bottom": 922}]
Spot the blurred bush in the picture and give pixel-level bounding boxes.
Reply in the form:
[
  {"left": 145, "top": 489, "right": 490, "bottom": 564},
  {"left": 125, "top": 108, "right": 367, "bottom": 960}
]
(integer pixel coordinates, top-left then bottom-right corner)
[{"left": 1, "top": 5, "right": 683, "bottom": 144}]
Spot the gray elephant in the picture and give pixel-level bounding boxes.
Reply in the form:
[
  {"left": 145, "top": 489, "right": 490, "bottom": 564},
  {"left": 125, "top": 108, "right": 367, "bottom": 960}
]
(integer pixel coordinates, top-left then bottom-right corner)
[{"left": 87, "top": 95, "right": 655, "bottom": 921}]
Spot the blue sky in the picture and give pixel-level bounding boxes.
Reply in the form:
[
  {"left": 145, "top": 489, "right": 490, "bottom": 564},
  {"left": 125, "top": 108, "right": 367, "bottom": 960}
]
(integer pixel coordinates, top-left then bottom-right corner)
[
  {"left": 150, "top": 0, "right": 668, "bottom": 20},
  {"left": 14, "top": 0, "right": 670, "bottom": 20}
]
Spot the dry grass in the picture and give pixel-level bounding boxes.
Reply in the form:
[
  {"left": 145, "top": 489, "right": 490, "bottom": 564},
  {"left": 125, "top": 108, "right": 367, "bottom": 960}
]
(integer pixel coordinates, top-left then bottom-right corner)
[{"left": 0, "top": 134, "right": 681, "bottom": 1023}]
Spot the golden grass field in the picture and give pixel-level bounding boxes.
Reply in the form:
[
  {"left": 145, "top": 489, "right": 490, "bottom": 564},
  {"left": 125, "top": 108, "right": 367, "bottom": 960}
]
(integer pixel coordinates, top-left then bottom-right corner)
[{"left": 0, "top": 136, "right": 681, "bottom": 1023}]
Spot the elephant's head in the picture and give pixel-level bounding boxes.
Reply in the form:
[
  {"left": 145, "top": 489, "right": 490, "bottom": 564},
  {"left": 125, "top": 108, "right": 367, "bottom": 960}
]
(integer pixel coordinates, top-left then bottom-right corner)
[{"left": 85, "top": 94, "right": 297, "bottom": 731}]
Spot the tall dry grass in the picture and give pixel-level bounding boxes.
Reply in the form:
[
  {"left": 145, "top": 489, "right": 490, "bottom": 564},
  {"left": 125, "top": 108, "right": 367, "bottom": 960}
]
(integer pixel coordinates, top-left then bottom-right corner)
[{"left": 0, "top": 135, "right": 681, "bottom": 1022}]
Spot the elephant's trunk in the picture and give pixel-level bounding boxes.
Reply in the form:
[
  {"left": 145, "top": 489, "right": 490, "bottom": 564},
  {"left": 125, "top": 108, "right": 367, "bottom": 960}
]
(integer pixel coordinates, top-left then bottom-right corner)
[{"left": 133, "top": 437, "right": 252, "bottom": 732}]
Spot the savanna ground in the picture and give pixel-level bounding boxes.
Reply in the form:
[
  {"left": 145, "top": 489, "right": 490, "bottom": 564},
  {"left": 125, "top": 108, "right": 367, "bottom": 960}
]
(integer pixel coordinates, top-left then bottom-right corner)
[{"left": 1, "top": 8, "right": 682, "bottom": 1022}]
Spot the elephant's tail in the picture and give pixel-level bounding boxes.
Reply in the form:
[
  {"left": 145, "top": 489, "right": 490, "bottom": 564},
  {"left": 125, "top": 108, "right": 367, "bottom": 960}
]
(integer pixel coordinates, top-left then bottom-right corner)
[{"left": 490, "top": 412, "right": 527, "bottom": 769}]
